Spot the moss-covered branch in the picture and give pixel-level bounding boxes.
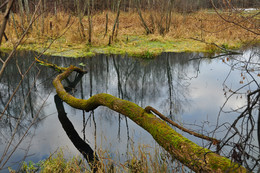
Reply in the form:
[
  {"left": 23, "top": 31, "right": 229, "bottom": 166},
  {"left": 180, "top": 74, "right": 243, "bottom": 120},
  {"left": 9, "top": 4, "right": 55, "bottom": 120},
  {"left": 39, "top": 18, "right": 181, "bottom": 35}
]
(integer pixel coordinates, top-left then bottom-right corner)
[
  {"left": 53, "top": 65, "right": 247, "bottom": 172},
  {"left": 35, "top": 57, "right": 87, "bottom": 73},
  {"left": 144, "top": 106, "right": 221, "bottom": 145}
]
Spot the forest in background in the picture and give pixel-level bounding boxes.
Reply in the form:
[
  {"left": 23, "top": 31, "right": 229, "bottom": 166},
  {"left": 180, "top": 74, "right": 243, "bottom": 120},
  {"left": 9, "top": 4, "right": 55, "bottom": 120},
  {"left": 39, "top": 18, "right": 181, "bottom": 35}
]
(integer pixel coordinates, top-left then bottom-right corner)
[
  {"left": 0, "top": 0, "right": 259, "bottom": 57},
  {"left": 0, "top": 0, "right": 259, "bottom": 13}
]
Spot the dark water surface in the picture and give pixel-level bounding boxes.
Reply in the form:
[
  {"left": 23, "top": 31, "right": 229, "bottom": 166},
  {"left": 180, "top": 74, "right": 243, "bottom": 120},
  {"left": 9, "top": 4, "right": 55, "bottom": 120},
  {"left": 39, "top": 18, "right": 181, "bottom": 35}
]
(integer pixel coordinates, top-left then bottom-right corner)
[{"left": 0, "top": 48, "right": 259, "bottom": 172}]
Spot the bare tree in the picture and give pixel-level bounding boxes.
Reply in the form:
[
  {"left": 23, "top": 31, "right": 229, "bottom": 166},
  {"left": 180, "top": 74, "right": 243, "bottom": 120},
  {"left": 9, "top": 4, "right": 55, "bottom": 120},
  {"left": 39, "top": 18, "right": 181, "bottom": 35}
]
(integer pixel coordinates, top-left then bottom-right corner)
[
  {"left": 0, "top": 0, "right": 14, "bottom": 45},
  {"left": 75, "top": 0, "right": 88, "bottom": 39},
  {"left": 87, "top": 0, "right": 92, "bottom": 44},
  {"left": 0, "top": 0, "right": 76, "bottom": 170},
  {"left": 210, "top": 0, "right": 260, "bottom": 36},
  {"left": 111, "top": 0, "right": 121, "bottom": 41},
  {"left": 136, "top": 0, "right": 153, "bottom": 34},
  {"left": 213, "top": 49, "right": 260, "bottom": 171}
]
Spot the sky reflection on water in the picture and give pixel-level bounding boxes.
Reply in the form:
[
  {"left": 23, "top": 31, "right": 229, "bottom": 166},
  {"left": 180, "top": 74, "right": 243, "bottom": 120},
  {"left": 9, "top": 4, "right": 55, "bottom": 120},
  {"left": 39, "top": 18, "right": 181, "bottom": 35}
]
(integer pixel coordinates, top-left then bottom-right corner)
[{"left": 0, "top": 48, "right": 259, "bottom": 172}]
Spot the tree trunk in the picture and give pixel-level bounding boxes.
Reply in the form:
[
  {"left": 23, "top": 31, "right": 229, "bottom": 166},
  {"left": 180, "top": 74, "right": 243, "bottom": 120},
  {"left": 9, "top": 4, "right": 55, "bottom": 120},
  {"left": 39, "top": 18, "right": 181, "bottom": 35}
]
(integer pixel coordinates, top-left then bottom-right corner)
[
  {"left": 52, "top": 65, "right": 247, "bottom": 173},
  {"left": 40, "top": 0, "right": 45, "bottom": 35},
  {"left": 24, "top": 0, "right": 30, "bottom": 22},
  {"left": 3, "top": 32, "right": 7, "bottom": 41},
  {"left": 11, "top": 12, "right": 19, "bottom": 38},
  {"left": 18, "top": 0, "right": 24, "bottom": 28},
  {"left": 88, "top": 0, "right": 92, "bottom": 44},
  {"left": 0, "top": 0, "right": 14, "bottom": 45},
  {"left": 111, "top": 0, "right": 121, "bottom": 41},
  {"left": 104, "top": 12, "right": 108, "bottom": 38},
  {"left": 136, "top": 0, "right": 152, "bottom": 34}
]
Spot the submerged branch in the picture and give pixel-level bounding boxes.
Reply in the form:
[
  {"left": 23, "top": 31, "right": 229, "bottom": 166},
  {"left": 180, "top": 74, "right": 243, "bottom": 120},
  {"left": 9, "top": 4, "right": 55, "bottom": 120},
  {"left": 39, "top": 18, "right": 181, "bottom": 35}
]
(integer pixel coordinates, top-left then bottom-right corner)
[
  {"left": 52, "top": 65, "right": 247, "bottom": 172},
  {"left": 35, "top": 57, "right": 87, "bottom": 74}
]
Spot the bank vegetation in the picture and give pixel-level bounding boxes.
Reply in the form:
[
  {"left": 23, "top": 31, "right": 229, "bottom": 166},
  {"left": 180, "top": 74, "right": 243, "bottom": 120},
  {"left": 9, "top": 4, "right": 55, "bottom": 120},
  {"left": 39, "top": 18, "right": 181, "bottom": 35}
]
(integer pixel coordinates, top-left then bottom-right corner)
[{"left": 0, "top": 0, "right": 259, "bottom": 57}]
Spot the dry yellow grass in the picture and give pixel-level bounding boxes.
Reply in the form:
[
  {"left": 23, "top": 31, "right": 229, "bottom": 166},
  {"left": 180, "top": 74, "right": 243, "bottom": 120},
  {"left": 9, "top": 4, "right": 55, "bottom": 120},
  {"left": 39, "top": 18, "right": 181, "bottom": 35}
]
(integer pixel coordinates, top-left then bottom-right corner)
[
  {"left": 0, "top": 10, "right": 259, "bottom": 56},
  {"left": 15, "top": 144, "right": 174, "bottom": 172}
]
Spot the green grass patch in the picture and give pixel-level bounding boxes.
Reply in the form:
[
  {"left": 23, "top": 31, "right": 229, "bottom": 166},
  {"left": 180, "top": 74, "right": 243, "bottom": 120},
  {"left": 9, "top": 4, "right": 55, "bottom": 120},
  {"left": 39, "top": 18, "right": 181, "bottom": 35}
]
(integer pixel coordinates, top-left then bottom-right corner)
[
  {"left": 1, "top": 34, "right": 256, "bottom": 58},
  {"left": 0, "top": 35, "right": 209, "bottom": 58}
]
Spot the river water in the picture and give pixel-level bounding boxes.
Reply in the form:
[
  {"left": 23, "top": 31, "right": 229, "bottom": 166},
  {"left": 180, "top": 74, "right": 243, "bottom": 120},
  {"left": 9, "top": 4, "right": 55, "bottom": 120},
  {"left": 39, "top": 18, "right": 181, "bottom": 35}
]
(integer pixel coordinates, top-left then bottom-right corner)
[{"left": 0, "top": 48, "right": 259, "bottom": 172}]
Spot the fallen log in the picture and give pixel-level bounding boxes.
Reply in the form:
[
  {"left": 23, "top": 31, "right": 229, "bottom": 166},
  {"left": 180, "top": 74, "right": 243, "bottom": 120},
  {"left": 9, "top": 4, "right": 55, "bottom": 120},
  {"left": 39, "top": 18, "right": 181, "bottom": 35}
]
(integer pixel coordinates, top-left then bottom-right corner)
[{"left": 52, "top": 65, "right": 247, "bottom": 173}]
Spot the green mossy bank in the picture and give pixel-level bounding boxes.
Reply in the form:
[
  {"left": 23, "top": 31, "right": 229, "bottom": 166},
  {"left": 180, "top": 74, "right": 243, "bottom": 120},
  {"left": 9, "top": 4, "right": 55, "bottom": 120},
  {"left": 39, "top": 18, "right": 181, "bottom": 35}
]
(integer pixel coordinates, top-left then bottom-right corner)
[{"left": 0, "top": 35, "right": 247, "bottom": 58}]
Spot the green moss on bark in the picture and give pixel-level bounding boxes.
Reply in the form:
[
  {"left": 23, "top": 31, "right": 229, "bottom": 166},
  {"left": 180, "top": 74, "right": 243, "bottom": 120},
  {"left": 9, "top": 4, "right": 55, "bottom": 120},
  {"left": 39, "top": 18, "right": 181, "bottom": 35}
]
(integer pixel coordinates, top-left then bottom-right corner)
[{"left": 52, "top": 66, "right": 247, "bottom": 173}]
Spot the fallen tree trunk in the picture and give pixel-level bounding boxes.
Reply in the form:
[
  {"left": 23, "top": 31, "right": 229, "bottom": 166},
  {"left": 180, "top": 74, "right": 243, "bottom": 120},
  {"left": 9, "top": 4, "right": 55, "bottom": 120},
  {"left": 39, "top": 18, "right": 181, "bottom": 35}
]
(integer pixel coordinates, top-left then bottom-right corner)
[{"left": 53, "top": 65, "right": 247, "bottom": 173}]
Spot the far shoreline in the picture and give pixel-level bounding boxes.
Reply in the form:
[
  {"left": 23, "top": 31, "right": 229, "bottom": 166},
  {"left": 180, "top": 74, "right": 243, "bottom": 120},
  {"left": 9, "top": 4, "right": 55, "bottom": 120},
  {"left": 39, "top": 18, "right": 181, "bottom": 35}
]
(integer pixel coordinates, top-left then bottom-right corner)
[
  {"left": 1, "top": 10, "right": 259, "bottom": 58},
  {"left": 1, "top": 35, "right": 258, "bottom": 58}
]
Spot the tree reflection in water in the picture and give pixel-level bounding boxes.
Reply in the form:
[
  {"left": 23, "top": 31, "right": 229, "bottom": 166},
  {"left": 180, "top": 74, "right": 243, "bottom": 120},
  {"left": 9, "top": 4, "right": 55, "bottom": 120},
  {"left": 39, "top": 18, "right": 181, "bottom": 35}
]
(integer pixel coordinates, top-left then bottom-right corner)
[
  {"left": 0, "top": 48, "right": 259, "bottom": 171},
  {"left": 54, "top": 71, "right": 99, "bottom": 171},
  {"left": 0, "top": 51, "right": 55, "bottom": 171}
]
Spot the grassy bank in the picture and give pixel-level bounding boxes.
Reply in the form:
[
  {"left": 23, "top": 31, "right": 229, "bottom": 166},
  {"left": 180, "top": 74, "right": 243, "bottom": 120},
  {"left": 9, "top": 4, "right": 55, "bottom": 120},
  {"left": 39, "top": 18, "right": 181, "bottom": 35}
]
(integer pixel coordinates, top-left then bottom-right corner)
[
  {"left": 0, "top": 10, "right": 259, "bottom": 57},
  {"left": 10, "top": 144, "right": 179, "bottom": 173}
]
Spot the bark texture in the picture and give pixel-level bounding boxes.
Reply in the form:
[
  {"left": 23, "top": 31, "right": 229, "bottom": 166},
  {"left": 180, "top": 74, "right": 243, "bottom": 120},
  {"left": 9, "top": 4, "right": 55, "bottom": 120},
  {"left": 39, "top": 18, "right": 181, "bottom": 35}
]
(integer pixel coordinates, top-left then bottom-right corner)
[
  {"left": 53, "top": 65, "right": 247, "bottom": 173},
  {"left": 0, "top": 0, "right": 15, "bottom": 45}
]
